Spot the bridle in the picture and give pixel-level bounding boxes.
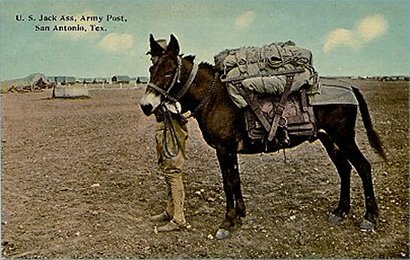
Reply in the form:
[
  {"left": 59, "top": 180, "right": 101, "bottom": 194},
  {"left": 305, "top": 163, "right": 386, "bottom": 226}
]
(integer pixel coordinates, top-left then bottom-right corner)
[
  {"left": 147, "top": 55, "right": 220, "bottom": 120},
  {"left": 146, "top": 55, "right": 199, "bottom": 159},
  {"left": 147, "top": 56, "right": 199, "bottom": 105},
  {"left": 145, "top": 55, "right": 218, "bottom": 159}
]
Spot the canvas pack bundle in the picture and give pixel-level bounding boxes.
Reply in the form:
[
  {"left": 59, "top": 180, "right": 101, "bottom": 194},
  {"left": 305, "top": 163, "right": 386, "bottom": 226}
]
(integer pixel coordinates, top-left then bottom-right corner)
[{"left": 215, "top": 41, "right": 319, "bottom": 108}]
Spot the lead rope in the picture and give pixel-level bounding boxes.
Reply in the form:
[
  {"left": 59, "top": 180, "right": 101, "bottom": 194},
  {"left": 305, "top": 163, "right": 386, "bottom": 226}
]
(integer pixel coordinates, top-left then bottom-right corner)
[
  {"left": 156, "top": 59, "right": 198, "bottom": 159},
  {"left": 160, "top": 105, "right": 180, "bottom": 159}
]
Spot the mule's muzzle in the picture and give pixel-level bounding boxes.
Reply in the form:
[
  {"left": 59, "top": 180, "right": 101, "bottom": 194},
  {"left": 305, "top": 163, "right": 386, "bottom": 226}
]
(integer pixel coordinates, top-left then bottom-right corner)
[{"left": 140, "top": 103, "right": 154, "bottom": 116}]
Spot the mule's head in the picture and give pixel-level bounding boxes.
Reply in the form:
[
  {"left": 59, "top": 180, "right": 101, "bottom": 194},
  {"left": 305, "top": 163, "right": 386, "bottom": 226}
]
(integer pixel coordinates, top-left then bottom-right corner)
[{"left": 140, "top": 34, "right": 181, "bottom": 116}]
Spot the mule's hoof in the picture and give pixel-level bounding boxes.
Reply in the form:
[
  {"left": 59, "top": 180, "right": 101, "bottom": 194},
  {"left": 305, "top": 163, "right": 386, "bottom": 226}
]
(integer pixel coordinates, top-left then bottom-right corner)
[
  {"left": 360, "top": 219, "right": 376, "bottom": 231},
  {"left": 215, "top": 229, "right": 230, "bottom": 240},
  {"left": 328, "top": 213, "right": 343, "bottom": 225}
]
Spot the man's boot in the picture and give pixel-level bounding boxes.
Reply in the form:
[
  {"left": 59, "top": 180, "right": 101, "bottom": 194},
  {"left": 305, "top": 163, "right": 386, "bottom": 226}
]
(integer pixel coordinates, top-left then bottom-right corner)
[
  {"left": 157, "top": 172, "right": 186, "bottom": 232},
  {"left": 150, "top": 179, "right": 174, "bottom": 222},
  {"left": 150, "top": 211, "right": 171, "bottom": 222}
]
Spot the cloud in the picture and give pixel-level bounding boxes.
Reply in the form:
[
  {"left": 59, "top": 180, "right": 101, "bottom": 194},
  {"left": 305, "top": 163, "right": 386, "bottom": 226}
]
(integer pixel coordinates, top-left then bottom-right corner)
[
  {"left": 235, "top": 11, "right": 255, "bottom": 28},
  {"left": 356, "top": 14, "right": 388, "bottom": 42},
  {"left": 324, "top": 28, "right": 360, "bottom": 53},
  {"left": 98, "top": 33, "right": 135, "bottom": 53},
  {"left": 324, "top": 14, "right": 388, "bottom": 53}
]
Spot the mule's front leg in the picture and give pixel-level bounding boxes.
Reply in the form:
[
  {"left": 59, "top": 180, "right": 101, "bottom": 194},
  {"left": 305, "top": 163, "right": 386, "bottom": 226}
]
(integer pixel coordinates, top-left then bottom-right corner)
[{"left": 215, "top": 146, "right": 244, "bottom": 239}]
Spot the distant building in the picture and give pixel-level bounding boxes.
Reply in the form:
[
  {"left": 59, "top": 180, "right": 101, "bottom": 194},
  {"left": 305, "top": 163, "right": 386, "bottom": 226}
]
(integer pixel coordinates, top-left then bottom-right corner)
[
  {"left": 54, "top": 76, "right": 65, "bottom": 83},
  {"left": 93, "top": 77, "right": 108, "bottom": 84},
  {"left": 83, "top": 78, "right": 94, "bottom": 84},
  {"left": 3, "top": 73, "right": 50, "bottom": 92},
  {"left": 378, "top": 75, "right": 410, "bottom": 81},
  {"left": 65, "top": 76, "right": 76, "bottom": 84},
  {"left": 111, "top": 75, "right": 130, "bottom": 83},
  {"left": 49, "top": 76, "right": 76, "bottom": 85},
  {"left": 47, "top": 76, "right": 56, "bottom": 82},
  {"left": 137, "top": 76, "right": 149, "bottom": 84}
]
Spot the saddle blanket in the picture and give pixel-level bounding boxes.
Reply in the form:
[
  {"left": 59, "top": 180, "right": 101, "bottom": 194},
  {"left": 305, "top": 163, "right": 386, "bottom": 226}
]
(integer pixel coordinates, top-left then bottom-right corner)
[{"left": 308, "top": 77, "right": 358, "bottom": 106}]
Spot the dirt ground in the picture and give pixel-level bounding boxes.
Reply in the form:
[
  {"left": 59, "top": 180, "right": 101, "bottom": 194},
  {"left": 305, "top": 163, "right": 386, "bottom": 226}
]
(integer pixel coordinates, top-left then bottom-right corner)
[{"left": 1, "top": 79, "right": 408, "bottom": 259}]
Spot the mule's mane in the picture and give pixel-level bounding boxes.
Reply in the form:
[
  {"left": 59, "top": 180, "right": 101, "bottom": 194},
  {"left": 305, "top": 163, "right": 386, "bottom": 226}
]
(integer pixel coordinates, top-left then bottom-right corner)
[
  {"left": 199, "top": 62, "right": 218, "bottom": 74},
  {"left": 181, "top": 55, "right": 218, "bottom": 74},
  {"left": 183, "top": 55, "right": 196, "bottom": 63}
]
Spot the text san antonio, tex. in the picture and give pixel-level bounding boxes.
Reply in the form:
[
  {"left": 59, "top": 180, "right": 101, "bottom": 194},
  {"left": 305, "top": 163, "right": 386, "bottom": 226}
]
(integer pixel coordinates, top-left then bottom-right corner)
[{"left": 15, "top": 14, "right": 127, "bottom": 32}]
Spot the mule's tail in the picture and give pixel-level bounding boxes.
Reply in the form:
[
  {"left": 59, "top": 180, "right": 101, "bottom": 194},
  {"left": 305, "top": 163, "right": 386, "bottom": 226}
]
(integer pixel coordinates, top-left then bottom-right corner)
[{"left": 352, "top": 86, "right": 387, "bottom": 160}]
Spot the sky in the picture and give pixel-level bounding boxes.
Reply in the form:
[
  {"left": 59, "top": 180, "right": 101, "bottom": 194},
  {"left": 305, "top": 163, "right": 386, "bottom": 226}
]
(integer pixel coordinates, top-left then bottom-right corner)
[{"left": 0, "top": 0, "right": 409, "bottom": 80}]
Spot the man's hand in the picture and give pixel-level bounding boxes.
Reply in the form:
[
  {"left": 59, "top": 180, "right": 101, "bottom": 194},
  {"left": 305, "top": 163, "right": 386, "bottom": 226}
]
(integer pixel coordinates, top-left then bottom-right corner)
[{"left": 163, "top": 101, "right": 182, "bottom": 114}]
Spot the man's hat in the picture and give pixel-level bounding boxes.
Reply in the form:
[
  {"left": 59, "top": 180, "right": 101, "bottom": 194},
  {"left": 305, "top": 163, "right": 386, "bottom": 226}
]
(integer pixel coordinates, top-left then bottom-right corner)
[{"left": 147, "top": 39, "right": 167, "bottom": 56}]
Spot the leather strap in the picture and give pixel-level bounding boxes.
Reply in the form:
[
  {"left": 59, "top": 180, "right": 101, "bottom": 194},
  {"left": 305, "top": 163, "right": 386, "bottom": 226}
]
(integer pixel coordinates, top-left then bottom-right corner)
[
  {"left": 175, "top": 62, "right": 198, "bottom": 100},
  {"left": 146, "top": 83, "right": 178, "bottom": 103},
  {"left": 147, "top": 58, "right": 198, "bottom": 104},
  {"left": 267, "top": 75, "right": 294, "bottom": 142},
  {"left": 190, "top": 72, "right": 219, "bottom": 117},
  {"left": 235, "top": 82, "right": 271, "bottom": 132}
]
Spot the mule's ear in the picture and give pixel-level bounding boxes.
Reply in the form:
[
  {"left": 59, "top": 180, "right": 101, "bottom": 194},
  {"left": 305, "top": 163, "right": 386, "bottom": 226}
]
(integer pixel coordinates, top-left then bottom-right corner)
[
  {"left": 149, "top": 34, "right": 163, "bottom": 55},
  {"left": 167, "top": 34, "right": 180, "bottom": 56}
]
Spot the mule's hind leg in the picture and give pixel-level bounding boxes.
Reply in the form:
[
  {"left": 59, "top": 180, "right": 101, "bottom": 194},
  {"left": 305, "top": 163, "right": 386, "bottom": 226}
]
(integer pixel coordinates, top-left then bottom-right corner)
[
  {"left": 330, "top": 132, "right": 379, "bottom": 230},
  {"left": 318, "top": 131, "right": 352, "bottom": 224}
]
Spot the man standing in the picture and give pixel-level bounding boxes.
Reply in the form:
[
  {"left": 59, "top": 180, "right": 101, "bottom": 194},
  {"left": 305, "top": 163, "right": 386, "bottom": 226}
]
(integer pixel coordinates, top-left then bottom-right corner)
[{"left": 146, "top": 37, "right": 188, "bottom": 232}]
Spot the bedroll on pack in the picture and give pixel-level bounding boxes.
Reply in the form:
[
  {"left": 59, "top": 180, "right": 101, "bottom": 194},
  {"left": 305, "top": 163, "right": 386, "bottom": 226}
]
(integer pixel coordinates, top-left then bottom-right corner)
[{"left": 214, "top": 41, "right": 319, "bottom": 108}]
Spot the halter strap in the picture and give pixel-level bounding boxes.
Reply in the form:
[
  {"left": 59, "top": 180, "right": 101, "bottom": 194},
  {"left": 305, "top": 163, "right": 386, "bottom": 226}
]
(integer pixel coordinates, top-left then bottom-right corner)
[
  {"left": 147, "top": 57, "right": 198, "bottom": 104},
  {"left": 146, "top": 82, "right": 178, "bottom": 103},
  {"left": 174, "top": 62, "right": 199, "bottom": 100},
  {"left": 168, "top": 56, "right": 182, "bottom": 90}
]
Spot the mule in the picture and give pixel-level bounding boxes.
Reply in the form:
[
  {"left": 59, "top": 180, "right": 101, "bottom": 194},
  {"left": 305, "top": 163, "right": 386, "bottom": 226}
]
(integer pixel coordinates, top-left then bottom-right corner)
[{"left": 140, "top": 34, "right": 386, "bottom": 239}]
